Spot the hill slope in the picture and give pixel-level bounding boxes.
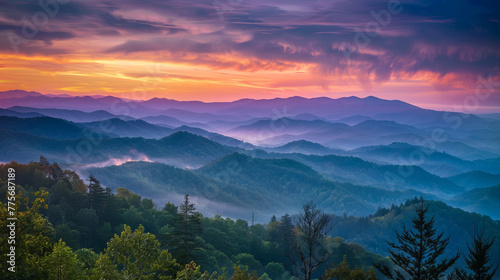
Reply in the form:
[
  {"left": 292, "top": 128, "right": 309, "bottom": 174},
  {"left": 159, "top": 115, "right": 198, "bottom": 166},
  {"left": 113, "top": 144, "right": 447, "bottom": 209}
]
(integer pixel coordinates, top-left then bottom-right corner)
[
  {"left": 0, "top": 116, "right": 113, "bottom": 140},
  {"left": 0, "top": 130, "right": 235, "bottom": 168},
  {"left": 196, "top": 153, "right": 433, "bottom": 216},
  {"left": 252, "top": 151, "right": 464, "bottom": 196},
  {"left": 447, "top": 171, "right": 500, "bottom": 190},
  {"left": 450, "top": 185, "right": 500, "bottom": 220},
  {"left": 330, "top": 199, "right": 500, "bottom": 267}
]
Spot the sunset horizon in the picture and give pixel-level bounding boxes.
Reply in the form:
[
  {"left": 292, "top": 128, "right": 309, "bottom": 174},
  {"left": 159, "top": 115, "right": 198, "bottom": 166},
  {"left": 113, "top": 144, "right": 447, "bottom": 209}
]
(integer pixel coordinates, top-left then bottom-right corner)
[
  {"left": 2, "top": 88, "right": 500, "bottom": 114},
  {"left": 1, "top": 0, "right": 499, "bottom": 113}
]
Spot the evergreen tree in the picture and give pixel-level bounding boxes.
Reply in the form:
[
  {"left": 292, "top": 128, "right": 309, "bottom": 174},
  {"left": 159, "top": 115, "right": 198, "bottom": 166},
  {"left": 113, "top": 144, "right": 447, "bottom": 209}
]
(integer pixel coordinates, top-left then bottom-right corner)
[
  {"left": 374, "top": 197, "right": 459, "bottom": 280},
  {"left": 452, "top": 226, "right": 498, "bottom": 280},
  {"left": 270, "top": 215, "right": 277, "bottom": 223},
  {"left": 278, "top": 213, "right": 294, "bottom": 244},
  {"left": 87, "top": 175, "right": 107, "bottom": 215},
  {"left": 164, "top": 194, "right": 203, "bottom": 264}
]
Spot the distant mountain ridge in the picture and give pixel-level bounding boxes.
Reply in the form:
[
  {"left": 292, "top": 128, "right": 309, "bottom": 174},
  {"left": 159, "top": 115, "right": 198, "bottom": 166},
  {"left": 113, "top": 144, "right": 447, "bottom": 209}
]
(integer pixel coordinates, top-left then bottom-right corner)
[
  {"left": 0, "top": 90, "right": 420, "bottom": 119},
  {"left": 8, "top": 106, "right": 128, "bottom": 123},
  {"left": 0, "top": 129, "right": 236, "bottom": 168},
  {"left": 2, "top": 90, "right": 498, "bottom": 135},
  {"left": 447, "top": 171, "right": 500, "bottom": 190},
  {"left": 86, "top": 153, "right": 435, "bottom": 218},
  {"left": 252, "top": 150, "right": 464, "bottom": 196}
]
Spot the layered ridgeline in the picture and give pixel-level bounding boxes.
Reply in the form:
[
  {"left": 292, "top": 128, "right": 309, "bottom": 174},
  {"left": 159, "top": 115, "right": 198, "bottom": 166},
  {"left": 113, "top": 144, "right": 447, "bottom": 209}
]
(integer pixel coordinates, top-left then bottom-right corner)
[
  {"left": 85, "top": 153, "right": 435, "bottom": 218},
  {"left": 1, "top": 114, "right": 499, "bottom": 219},
  {"left": 2, "top": 90, "right": 499, "bottom": 152},
  {"left": 1, "top": 92, "right": 499, "bottom": 220}
]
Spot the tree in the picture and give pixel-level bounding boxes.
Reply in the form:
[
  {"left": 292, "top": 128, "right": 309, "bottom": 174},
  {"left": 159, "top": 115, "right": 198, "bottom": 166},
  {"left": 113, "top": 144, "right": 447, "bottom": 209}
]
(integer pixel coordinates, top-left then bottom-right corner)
[
  {"left": 451, "top": 226, "right": 498, "bottom": 280},
  {"left": 91, "top": 225, "right": 179, "bottom": 279},
  {"left": 39, "top": 156, "right": 50, "bottom": 166},
  {"left": 163, "top": 194, "right": 203, "bottom": 264},
  {"left": 279, "top": 213, "right": 294, "bottom": 249},
  {"left": 74, "top": 208, "right": 98, "bottom": 248},
  {"left": 87, "top": 175, "right": 107, "bottom": 214},
  {"left": 0, "top": 190, "right": 55, "bottom": 279},
  {"left": 116, "top": 187, "right": 142, "bottom": 208},
  {"left": 284, "top": 202, "right": 334, "bottom": 280},
  {"left": 270, "top": 215, "right": 277, "bottom": 223},
  {"left": 175, "top": 261, "right": 224, "bottom": 280},
  {"left": 322, "top": 255, "right": 378, "bottom": 280},
  {"left": 163, "top": 202, "right": 178, "bottom": 216},
  {"left": 264, "top": 262, "right": 286, "bottom": 280},
  {"left": 230, "top": 265, "right": 261, "bottom": 280},
  {"left": 75, "top": 248, "right": 99, "bottom": 276},
  {"left": 233, "top": 253, "right": 263, "bottom": 274},
  {"left": 43, "top": 239, "right": 84, "bottom": 280},
  {"left": 374, "top": 197, "right": 459, "bottom": 280}
]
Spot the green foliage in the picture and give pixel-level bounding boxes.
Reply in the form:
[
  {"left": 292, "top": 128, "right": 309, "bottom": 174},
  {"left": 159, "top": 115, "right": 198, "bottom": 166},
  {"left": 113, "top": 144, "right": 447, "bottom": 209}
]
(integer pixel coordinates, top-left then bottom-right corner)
[
  {"left": 164, "top": 194, "right": 203, "bottom": 264},
  {"left": 116, "top": 187, "right": 142, "bottom": 208},
  {"left": 322, "top": 255, "right": 378, "bottom": 280},
  {"left": 92, "top": 224, "right": 179, "bottom": 279},
  {"left": 163, "top": 202, "right": 178, "bottom": 215},
  {"left": 265, "top": 262, "right": 286, "bottom": 280},
  {"left": 176, "top": 261, "right": 225, "bottom": 280},
  {"left": 0, "top": 190, "right": 54, "bottom": 279},
  {"left": 230, "top": 265, "right": 261, "bottom": 280},
  {"left": 43, "top": 239, "right": 84, "bottom": 280},
  {"left": 142, "top": 198, "right": 155, "bottom": 209},
  {"left": 6, "top": 161, "right": 490, "bottom": 280},
  {"left": 88, "top": 175, "right": 108, "bottom": 215},
  {"left": 234, "top": 253, "right": 263, "bottom": 274},
  {"left": 75, "top": 248, "right": 99, "bottom": 276}
]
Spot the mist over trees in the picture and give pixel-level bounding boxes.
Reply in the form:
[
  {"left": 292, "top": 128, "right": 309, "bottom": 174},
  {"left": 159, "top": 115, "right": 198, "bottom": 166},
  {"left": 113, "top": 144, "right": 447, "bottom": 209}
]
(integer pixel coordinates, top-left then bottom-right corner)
[{"left": 0, "top": 161, "right": 499, "bottom": 280}]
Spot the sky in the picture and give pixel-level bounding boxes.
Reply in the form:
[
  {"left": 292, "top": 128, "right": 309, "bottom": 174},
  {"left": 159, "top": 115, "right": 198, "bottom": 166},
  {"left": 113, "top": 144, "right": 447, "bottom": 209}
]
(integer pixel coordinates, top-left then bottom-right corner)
[{"left": 1, "top": 0, "right": 500, "bottom": 112}]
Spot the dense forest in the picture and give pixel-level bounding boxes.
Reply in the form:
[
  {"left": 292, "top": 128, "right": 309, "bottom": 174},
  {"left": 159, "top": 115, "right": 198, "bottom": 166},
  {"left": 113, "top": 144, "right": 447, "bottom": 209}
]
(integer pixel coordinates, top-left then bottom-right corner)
[{"left": 1, "top": 160, "right": 498, "bottom": 279}]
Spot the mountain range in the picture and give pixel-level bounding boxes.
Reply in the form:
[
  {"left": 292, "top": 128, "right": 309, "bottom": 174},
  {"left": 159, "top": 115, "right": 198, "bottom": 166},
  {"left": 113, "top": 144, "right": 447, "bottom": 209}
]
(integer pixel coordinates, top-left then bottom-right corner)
[{"left": 1, "top": 90, "right": 499, "bottom": 222}]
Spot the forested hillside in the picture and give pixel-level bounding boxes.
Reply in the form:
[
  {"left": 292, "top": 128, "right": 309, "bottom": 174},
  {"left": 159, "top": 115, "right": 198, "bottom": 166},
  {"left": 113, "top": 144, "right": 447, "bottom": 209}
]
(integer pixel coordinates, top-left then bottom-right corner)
[
  {"left": 0, "top": 161, "right": 385, "bottom": 279},
  {"left": 1, "top": 161, "right": 498, "bottom": 279}
]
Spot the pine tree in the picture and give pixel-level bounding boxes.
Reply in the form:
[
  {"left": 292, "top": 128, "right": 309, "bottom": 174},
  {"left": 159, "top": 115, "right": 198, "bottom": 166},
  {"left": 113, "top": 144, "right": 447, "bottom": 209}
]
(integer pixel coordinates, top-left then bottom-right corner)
[
  {"left": 270, "top": 215, "right": 277, "bottom": 223},
  {"left": 278, "top": 213, "right": 294, "bottom": 241},
  {"left": 164, "top": 194, "right": 202, "bottom": 264},
  {"left": 278, "top": 213, "right": 295, "bottom": 260},
  {"left": 452, "top": 226, "right": 498, "bottom": 280},
  {"left": 374, "top": 197, "right": 459, "bottom": 280},
  {"left": 87, "top": 175, "right": 107, "bottom": 215}
]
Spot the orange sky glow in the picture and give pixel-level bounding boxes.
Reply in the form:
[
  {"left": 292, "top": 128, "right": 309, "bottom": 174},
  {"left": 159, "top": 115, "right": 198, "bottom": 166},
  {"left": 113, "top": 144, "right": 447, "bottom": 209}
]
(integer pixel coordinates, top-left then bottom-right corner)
[{"left": 0, "top": 0, "right": 499, "bottom": 112}]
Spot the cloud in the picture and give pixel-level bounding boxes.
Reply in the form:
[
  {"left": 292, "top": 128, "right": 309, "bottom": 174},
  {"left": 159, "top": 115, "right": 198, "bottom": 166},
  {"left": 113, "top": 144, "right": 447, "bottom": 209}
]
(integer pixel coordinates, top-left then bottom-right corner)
[{"left": 1, "top": 0, "right": 499, "bottom": 96}]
